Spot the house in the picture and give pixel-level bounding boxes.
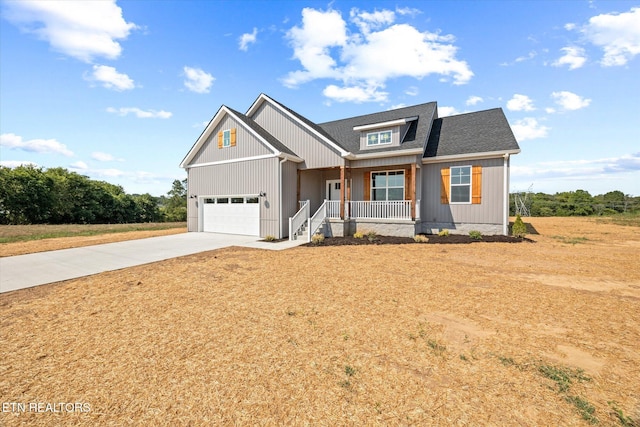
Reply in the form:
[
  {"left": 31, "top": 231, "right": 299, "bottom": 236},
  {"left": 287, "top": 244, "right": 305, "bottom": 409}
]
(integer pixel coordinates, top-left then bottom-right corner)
[{"left": 180, "top": 93, "right": 520, "bottom": 241}]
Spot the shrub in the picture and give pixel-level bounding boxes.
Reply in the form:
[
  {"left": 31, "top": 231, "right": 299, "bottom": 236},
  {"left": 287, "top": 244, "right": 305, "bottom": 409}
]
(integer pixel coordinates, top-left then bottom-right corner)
[
  {"left": 469, "top": 230, "right": 483, "bottom": 240},
  {"left": 438, "top": 229, "right": 449, "bottom": 237},
  {"left": 367, "top": 230, "right": 378, "bottom": 242},
  {"left": 414, "top": 234, "right": 429, "bottom": 243},
  {"left": 353, "top": 231, "right": 364, "bottom": 239},
  {"left": 311, "top": 233, "right": 325, "bottom": 244},
  {"left": 264, "top": 235, "right": 276, "bottom": 242},
  {"left": 512, "top": 214, "right": 527, "bottom": 238}
]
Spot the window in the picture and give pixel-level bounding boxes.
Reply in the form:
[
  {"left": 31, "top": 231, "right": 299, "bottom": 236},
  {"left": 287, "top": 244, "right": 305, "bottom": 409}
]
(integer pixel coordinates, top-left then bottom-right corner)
[
  {"left": 223, "top": 130, "right": 231, "bottom": 147},
  {"left": 216, "top": 197, "right": 229, "bottom": 204},
  {"left": 371, "top": 170, "right": 404, "bottom": 201},
  {"left": 366, "top": 130, "right": 392, "bottom": 146},
  {"left": 231, "top": 197, "right": 244, "bottom": 203},
  {"left": 246, "top": 197, "right": 259, "bottom": 204},
  {"left": 450, "top": 166, "right": 471, "bottom": 203}
]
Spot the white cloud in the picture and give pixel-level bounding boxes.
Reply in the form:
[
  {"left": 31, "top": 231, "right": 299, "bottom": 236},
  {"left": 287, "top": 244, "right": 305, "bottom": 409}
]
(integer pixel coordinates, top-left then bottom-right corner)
[
  {"left": 183, "top": 66, "right": 214, "bottom": 93},
  {"left": 70, "top": 161, "right": 88, "bottom": 169},
  {"left": 239, "top": 27, "right": 258, "bottom": 51},
  {"left": 91, "top": 151, "right": 123, "bottom": 162},
  {"left": 284, "top": 7, "right": 473, "bottom": 102},
  {"left": 581, "top": 6, "right": 640, "bottom": 66},
  {"left": 87, "top": 65, "right": 135, "bottom": 91},
  {"left": 0, "top": 133, "right": 74, "bottom": 156},
  {"left": 106, "top": 107, "right": 172, "bottom": 119},
  {"left": 322, "top": 84, "right": 388, "bottom": 103},
  {"left": 466, "top": 96, "right": 483, "bottom": 106},
  {"left": 552, "top": 46, "right": 587, "bottom": 70},
  {"left": 3, "top": 0, "right": 137, "bottom": 62},
  {"left": 511, "top": 118, "right": 550, "bottom": 141},
  {"left": 507, "top": 94, "right": 536, "bottom": 111},
  {"left": 551, "top": 91, "right": 591, "bottom": 111},
  {"left": 405, "top": 86, "right": 419, "bottom": 96},
  {"left": 438, "top": 106, "right": 461, "bottom": 117},
  {"left": 0, "top": 160, "right": 39, "bottom": 168}
]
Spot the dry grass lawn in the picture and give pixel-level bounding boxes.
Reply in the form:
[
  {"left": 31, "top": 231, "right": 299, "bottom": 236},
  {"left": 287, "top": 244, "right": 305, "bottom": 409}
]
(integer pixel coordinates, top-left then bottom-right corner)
[{"left": 1, "top": 217, "right": 639, "bottom": 426}]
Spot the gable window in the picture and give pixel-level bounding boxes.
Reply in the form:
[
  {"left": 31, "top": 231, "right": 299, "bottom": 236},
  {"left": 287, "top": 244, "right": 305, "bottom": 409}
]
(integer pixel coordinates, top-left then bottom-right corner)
[
  {"left": 367, "top": 130, "right": 392, "bottom": 146},
  {"left": 441, "top": 165, "right": 482, "bottom": 205},
  {"left": 217, "top": 128, "right": 236, "bottom": 148},
  {"left": 223, "top": 130, "right": 231, "bottom": 147},
  {"left": 371, "top": 170, "right": 404, "bottom": 201}
]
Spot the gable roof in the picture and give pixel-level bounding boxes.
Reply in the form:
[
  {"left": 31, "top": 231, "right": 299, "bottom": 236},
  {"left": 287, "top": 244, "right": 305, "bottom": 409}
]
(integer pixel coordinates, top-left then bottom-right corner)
[
  {"left": 424, "top": 108, "right": 520, "bottom": 160},
  {"left": 318, "top": 102, "right": 437, "bottom": 155},
  {"left": 180, "top": 105, "right": 302, "bottom": 168}
]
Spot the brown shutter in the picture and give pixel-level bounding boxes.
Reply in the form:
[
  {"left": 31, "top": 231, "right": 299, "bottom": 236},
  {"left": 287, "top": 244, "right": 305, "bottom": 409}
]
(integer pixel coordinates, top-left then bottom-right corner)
[
  {"left": 217, "top": 131, "right": 223, "bottom": 149},
  {"left": 440, "top": 167, "right": 450, "bottom": 204},
  {"left": 230, "top": 128, "right": 237, "bottom": 146},
  {"left": 363, "top": 171, "right": 371, "bottom": 201},
  {"left": 472, "top": 165, "right": 482, "bottom": 204}
]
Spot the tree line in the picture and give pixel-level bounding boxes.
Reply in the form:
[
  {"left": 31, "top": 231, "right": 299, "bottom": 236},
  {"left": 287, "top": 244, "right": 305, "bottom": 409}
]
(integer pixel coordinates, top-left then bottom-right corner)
[
  {"left": 0, "top": 165, "right": 187, "bottom": 225},
  {"left": 510, "top": 189, "right": 640, "bottom": 217}
]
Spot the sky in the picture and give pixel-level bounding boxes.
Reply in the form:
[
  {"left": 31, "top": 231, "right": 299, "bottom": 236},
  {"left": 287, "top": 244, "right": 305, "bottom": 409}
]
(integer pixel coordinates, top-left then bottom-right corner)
[{"left": 1, "top": 0, "right": 639, "bottom": 197}]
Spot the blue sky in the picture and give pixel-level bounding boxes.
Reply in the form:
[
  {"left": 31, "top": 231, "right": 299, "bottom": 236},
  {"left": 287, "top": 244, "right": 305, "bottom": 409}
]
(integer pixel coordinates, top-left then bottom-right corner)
[{"left": 1, "top": 0, "right": 639, "bottom": 197}]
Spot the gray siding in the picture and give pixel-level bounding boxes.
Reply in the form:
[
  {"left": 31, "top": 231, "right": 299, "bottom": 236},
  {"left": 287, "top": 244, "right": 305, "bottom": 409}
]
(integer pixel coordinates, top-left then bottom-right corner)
[
  {"left": 350, "top": 154, "right": 420, "bottom": 169},
  {"left": 281, "top": 160, "right": 298, "bottom": 237},
  {"left": 251, "top": 102, "right": 344, "bottom": 169},
  {"left": 190, "top": 115, "right": 271, "bottom": 165},
  {"left": 421, "top": 157, "right": 505, "bottom": 227},
  {"left": 187, "top": 157, "right": 281, "bottom": 237}
]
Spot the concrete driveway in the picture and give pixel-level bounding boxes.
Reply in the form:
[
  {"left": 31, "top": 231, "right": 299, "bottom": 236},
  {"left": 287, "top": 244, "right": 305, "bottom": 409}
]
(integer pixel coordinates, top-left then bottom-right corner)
[{"left": 0, "top": 233, "right": 305, "bottom": 294}]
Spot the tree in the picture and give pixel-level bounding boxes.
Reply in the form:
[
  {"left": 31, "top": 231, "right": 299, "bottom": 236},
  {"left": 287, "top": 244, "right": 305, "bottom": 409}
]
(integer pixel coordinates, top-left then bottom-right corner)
[{"left": 161, "top": 179, "right": 187, "bottom": 221}]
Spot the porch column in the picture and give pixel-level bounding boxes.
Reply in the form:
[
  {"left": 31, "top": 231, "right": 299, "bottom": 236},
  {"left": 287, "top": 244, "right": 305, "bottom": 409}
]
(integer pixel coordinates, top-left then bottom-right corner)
[
  {"left": 411, "top": 163, "right": 417, "bottom": 220},
  {"left": 339, "top": 166, "right": 345, "bottom": 219}
]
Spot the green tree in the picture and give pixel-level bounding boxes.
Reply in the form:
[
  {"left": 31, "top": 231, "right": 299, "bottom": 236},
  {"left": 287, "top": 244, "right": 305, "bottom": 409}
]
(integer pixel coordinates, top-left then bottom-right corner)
[{"left": 161, "top": 179, "right": 187, "bottom": 221}]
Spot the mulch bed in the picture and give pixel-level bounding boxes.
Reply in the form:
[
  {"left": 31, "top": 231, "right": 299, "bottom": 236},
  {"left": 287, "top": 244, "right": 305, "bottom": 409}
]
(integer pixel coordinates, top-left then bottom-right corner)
[{"left": 304, "top": 234, "right": 532, "bottom": 246}]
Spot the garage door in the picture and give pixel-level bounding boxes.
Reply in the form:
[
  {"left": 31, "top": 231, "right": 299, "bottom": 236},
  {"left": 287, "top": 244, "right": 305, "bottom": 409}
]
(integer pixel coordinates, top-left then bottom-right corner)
[{"left": 202, "top": 196, "right": 260, "bottom": 236}]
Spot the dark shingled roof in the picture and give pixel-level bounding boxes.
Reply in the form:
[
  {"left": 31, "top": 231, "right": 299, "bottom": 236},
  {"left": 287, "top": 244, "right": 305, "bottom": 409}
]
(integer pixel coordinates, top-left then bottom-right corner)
[
  {"left": 425, "top": 108, "right": 520, "bottom": 158},
  {"left": 227, "top": 107, "right": 298, "bottom": 157},
  {"left": 318, "top": 102, "right": 437, "bottom": 154}
]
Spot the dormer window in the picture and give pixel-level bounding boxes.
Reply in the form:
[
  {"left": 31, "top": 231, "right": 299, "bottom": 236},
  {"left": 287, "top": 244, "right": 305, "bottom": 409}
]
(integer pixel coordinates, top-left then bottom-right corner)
[{"left": 367, "top": 130, "right": 392, "bottom": 146}]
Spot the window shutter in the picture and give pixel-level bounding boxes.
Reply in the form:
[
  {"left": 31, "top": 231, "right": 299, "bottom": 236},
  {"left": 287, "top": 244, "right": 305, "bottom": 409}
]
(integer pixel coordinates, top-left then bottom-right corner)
[
  {"left": 364, "top": 171, "right": 371, "bottom": 201},
  {"left": 217, "top": 131, "right": 223, "bottom": 149},
  {"left": 230, "top": 128, "right": 237, "bottom": 146},
  {"left": 440, "top": 167, "right": 450, "bottom": 204},
  {"left": 472, "top": 165, "right": 482, "bottom": 204}
]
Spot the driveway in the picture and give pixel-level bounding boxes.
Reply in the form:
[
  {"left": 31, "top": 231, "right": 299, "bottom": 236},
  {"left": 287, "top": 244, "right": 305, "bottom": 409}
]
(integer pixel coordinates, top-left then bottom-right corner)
[{"left": 0, "top": 233, "right": 305, "bottom": 294}]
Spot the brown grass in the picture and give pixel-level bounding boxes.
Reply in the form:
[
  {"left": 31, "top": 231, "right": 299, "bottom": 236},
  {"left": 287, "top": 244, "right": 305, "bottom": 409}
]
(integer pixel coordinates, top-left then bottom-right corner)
[{"left": 1, "top": 217, "right": 639, "bottom": 426}]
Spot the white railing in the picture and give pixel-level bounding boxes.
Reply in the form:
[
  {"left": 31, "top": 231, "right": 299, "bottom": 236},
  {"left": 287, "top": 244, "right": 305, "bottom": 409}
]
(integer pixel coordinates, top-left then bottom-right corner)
[
  {"left": 289, "top": 200, "right": 310, "bottom": 241},
  {"left": 307, "top": 201, "right": 327, "bottom": 241},
  {"left": 326, "top": 200, "right": 341, "bottom": 218},
  {"left": 348, "top": 200, "right": 412, "bottom": 219}
]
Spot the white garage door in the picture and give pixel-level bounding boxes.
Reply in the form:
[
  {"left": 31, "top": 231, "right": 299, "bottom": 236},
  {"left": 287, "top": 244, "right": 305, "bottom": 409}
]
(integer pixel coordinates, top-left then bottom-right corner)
[{"left": 202, "top": 196, "right": 260, "bottom": 236}]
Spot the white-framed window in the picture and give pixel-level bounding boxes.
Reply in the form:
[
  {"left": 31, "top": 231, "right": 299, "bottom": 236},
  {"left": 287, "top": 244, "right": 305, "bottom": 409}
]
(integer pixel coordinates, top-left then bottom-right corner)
[
  {"left": 371, "top": 170, "right": 404, "bottom": 201},
  {"left": 366, "top": 130, "right": 392, "bottom": 146},
  {"left": 223, "top": 129, "right": 231, "bottom": 147},
  {"left": 450, "top": 166, "right": 471, "bottom": 203}
]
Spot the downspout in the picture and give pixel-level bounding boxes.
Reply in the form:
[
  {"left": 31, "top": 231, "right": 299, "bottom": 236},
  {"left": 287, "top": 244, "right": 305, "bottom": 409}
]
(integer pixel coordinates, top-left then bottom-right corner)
[
  {"left": 279, "top": 158, "right": 286, "bottom": 239},
  {"left": 503, "top": 153, "right": 510, "bottom": 236}
]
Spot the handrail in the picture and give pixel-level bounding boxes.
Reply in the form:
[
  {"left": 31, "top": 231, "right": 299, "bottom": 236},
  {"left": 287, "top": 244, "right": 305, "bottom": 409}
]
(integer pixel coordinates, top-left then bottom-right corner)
[
  {"left": 348, "top": 200, "right": 412, "bottom": 219},
  {"left": 307, "top": 200, "right": 327, "bottom": 241},
  {"left": 289, "top": 200, "right": 310, "bottom": 241}
]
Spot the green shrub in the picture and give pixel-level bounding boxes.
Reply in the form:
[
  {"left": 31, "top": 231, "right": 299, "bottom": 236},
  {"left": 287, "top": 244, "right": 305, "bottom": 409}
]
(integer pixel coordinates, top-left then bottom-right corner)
[
  {"left": 512, "top": 214, "right": 527, "bottom": 238},
  {"left": 414, "top": 234, "right": 429, "bottom": 243},
  {"left": 469, "top": 230, "right": 483, "bottom": 240},
  {"left": 438, "top": 229, "right": 449, "bottom": 237},
  {"left": 367, "top": 230, "right": 378, "bottom": 242},
  {"left": 264, "top": 235, "right": 276, "bottom": 242},
  {"left": 311, "top": 233, "right": 325, "bottom": 244}
]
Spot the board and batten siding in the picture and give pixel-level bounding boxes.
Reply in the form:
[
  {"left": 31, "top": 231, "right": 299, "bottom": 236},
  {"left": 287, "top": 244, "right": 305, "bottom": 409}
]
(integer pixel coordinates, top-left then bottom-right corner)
[
  {"left": 281, "top": 160, "right": 299, "bottom": 237},
  {"left": 190, "top": 115, "right": 271, "bottom": 165},
  {"left": 421, "top": 157, "right": 504, "bottom": 227},
  {"left": 250, "top": 102, "right": 344, "bottom": 169},
  {"left": 186, "top": 157, "right": 281, "bottom": 237}
]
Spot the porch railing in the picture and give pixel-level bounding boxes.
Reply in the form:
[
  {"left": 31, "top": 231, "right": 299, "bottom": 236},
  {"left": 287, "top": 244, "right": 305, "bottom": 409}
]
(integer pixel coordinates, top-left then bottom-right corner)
[
  {"left": 289, "top": 200, "right": 309, "bottom": 241},
  {"left": 307, "top": 201, "right": 327, "bottom": 240},
  {"left": 349, "top": 200, "right": 413, "bottom": 220},
  {"left": 326, "top": 200, "right": 341, "bottom": 218}
]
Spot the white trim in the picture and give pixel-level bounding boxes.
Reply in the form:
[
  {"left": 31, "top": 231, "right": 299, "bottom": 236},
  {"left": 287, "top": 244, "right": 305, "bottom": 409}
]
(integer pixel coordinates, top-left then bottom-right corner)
[
  {"left": 503, "top": 153, "right": 510, "bottom": 236},
  {"left": 422, "top": 149, "right": 521, "bottom": 164},
  {"left": 370, "top": 169, "right": 405, "bottom": 201},
  {"left": 345, "top": 148, "right": 423, "bottom": 160},
  {"left": 186, "top": 154, "right": 277, "bottom": 169},
  {"left": 247, "top": 93, "right": 352, "bottom": 157},
  {"left": 365, "top": 130, "right": 393, "bottom": 147},
  {"left": 449, "top": 165, "right": 472, "bottom": 205},
  {"left": 353, "top": 116, "right": 418, "bottom": 131}
]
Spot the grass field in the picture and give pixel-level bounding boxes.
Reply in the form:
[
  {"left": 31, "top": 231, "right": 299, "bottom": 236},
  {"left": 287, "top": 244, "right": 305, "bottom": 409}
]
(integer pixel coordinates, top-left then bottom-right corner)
[{"left": 0, "top": 217, "right": 638, "bottom": 426}]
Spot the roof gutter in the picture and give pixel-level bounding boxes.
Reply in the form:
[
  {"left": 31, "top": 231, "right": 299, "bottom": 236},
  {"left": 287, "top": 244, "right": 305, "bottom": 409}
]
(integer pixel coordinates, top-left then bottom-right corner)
[{"left": 422, "top": 149, "right": 521, "bottom": 164}]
